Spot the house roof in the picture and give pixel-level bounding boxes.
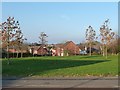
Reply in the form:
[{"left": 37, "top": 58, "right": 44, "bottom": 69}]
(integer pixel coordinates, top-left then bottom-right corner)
[
  {"left": 64, "top": 41, "right": 79, "bottom": 48},
  {"left": 30, "top": 45, "right": 47, "bottom": 51},
  {"left": 53, "top": 41, "right": 80, "bottom": 50},
  {"left": 31, "top": 46, "right": 40, "bottom": 50},
  {"left": 55, "top": 44, "right": 64, "bottom": 48},
  {"left": 77, "top": 45, "right": 85, "bottom": 50},
  {"left": 64, "top": 41, "right": 73, "bottom": 45}
]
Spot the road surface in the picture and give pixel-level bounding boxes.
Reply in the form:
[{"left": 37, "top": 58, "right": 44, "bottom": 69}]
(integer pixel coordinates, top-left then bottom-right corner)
[{"left": 2, "top": 77, "right": 119, "bottom": 88}]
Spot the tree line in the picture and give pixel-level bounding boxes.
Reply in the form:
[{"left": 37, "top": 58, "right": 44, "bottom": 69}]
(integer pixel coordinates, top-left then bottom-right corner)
[
  {"left": 85, "top": 19, "right": 118, "bottom": 58},
  {"left": 0, "top": 17, "right": 119, "bottom": 64}
]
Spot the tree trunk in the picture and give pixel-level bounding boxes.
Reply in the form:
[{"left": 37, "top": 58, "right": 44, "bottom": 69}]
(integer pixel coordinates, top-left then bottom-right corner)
[
  {"left": 20, "top": 48, "right": 23, "bottom": 58},
  {"left": 12, "top": 45, "right": 14, "bottom": 58},
  {"left": 17, "top": 51, "right": 19, "bottom": 58},
  {"left": 7, "top": 45, "right": 10, "bottom": 65},
  {"left": 106, "top": 45, "right": 107, "bottom": 59},
  {"left": 12, "top": 49, "right": 14, "bottom": 58},
  {"left": 89, "top": 43, "right": 91, "bottom": 56},
  {"left": 20, "top": 44, "right": 23, "bottom": 58},
  {"left": 21, "top": 52, "right": 23, "bottom": 58},
  {"left": 103, "top": 44, "right": 105, "bottom": 56}
]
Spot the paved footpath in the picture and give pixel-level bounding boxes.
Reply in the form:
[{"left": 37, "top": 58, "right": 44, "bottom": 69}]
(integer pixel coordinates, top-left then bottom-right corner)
[{"left": 2, "top": 77, "right": 119, "bottom": 88}]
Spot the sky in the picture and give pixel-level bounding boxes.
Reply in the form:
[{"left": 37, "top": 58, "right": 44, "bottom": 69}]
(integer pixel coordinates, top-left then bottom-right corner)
[{"left": 2, "top": 2, "right": 118, "bottom": 44}]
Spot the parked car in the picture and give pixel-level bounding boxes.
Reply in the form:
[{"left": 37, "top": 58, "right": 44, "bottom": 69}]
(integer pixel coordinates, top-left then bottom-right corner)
[{"left": 80, "top": 50, "right": 87, "bottom": 55}]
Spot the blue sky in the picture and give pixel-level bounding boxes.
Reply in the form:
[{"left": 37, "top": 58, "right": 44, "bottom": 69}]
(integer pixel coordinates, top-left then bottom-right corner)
[{"left": 2, "top": 2, "right": 118, "bottom": 44}]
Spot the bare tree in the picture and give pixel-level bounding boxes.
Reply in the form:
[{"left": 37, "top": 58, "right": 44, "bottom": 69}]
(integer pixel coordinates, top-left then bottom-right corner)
[
  {"left": 38, "top": 32, "right": 48, "bottom": 56},
  {"left": 106, "top": 34, "right": 119, "bottom": 55},
  {"left": 85, "top": 26, "right": 96, "bottom": 56},
  {"left": 15, "top": 29, "right": 27, "bottom": 58},
  {"left": 99, "top": 19, "right": 115, "bottom": 58},
  {"left": 1, "top": 17, "right": 20, "bottom": 64},
  {"left": 39, "top": 32, "right": 48, "bottom": 45}
]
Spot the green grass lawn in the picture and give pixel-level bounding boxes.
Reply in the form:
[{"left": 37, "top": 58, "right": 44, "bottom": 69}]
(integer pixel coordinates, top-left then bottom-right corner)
[{"left": 2, "top": 55, "right": 118, "bottom": 77}]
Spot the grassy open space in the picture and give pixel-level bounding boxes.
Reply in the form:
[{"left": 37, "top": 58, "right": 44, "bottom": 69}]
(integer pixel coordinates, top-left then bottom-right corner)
[{"left": 2, "top": 55, "right": 118, "bottom": 77}]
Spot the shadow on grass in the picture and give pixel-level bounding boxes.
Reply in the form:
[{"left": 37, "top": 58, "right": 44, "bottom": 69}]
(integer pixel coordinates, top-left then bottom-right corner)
[
  {"left": 2, "top": 59, "right": 110, "bottom": 77},
  {"left": 78, "top": 55, "right": 103, "bottom": 59},
  {"left": 2, "top": 58, "right": 111, "bottom": 88}
]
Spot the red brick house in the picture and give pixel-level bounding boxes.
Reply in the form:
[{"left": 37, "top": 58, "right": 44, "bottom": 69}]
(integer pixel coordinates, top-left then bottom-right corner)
[
  {"left": 37, "top": 46, "right": 48, "bottom": 55},
  {"left": 51, "top": 41, "right": 80, "bottom": 56},
  {"left": 29, "top": 41, "right": 80, "bottom": 56},
  {"left": 29, "top": 45, "right": 48, "bottom": 56},
  {"left": 63, "top": 41, "right": 80, "bottom": 55},
  {"left": 8, "top": 48, "right": 27, "bottom": 53},
  {"left": 50, "top": 47, "right": 64, "bottom": 56}
]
